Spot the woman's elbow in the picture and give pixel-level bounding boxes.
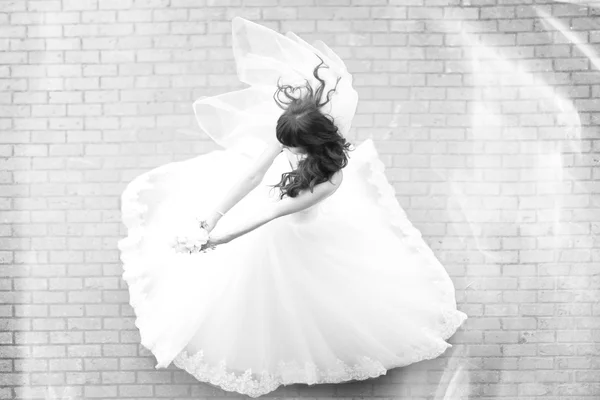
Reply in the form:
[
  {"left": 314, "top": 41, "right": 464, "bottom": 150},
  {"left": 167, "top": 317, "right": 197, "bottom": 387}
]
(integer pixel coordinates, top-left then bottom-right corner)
[{"left": 247, "top": 174, "right": 264, "bottom": 188}]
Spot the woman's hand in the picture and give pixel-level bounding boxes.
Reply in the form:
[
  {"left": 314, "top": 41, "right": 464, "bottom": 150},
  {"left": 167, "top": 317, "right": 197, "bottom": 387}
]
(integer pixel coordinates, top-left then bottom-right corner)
[{"left": 198, "top": 210, "right": 224, "bottom": 234}]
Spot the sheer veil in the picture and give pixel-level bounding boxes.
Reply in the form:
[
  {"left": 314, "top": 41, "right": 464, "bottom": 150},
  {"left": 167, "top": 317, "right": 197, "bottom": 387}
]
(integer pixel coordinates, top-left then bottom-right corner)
[{"left": 191, "top": 17, "right": 359, "bottom": 158}]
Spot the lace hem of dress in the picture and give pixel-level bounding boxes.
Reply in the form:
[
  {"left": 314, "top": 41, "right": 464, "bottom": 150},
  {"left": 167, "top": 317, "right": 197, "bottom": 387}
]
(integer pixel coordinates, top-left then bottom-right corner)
[{"left": 171, "top": 310, "right": 467, "bottom": 398}]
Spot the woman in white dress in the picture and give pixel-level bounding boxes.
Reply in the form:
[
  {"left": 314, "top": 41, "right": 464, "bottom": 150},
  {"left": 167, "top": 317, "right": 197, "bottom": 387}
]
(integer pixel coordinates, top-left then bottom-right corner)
[{"left": 118, "top": 17, "right": 467, "bottom": 398}]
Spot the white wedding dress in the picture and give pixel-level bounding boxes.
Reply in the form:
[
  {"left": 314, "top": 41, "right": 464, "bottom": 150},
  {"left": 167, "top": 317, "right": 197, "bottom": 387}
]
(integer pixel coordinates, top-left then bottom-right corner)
[{"left": 118, "top": 17, "right": 467, "bottom": 398}]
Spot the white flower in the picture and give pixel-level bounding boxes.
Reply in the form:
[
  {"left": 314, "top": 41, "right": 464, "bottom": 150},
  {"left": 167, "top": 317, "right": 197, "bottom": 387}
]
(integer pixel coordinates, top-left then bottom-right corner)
[{"left": 171, "top": 219, "right": 212, "bottom": 254}]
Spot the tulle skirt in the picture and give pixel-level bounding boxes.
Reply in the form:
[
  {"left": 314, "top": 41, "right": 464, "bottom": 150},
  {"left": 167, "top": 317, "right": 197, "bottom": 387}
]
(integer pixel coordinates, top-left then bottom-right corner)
[{"left": 118, "top": 138, "right": 467, "bottom": 397}]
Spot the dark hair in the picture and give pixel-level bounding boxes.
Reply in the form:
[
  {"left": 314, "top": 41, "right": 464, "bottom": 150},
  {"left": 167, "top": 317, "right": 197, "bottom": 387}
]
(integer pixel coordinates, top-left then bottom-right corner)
[{"left": 271, "top": 56, "right": 353, "bottom": 199}]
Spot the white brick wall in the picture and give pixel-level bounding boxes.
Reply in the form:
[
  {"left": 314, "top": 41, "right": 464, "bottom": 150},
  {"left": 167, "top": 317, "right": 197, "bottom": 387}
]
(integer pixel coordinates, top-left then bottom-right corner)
[{"left": 1, "top": 0, "right": 599, "bottom": 399}]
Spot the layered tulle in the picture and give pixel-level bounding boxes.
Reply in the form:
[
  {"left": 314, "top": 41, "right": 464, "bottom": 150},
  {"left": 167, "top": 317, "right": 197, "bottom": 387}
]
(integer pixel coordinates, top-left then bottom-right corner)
[
  {"left": 118, "top": 139, "right": 467, "bottom": 397},
  {"left": 118, "top": 17, "right": 467, "bottom": 398},
  {"left": 192, "top": 17, "right": 358, "bottom": 159}
]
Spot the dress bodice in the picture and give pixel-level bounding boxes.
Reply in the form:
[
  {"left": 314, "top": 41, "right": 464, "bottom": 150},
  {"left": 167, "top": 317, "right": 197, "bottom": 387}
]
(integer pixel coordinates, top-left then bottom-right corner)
[{"left": 282, "top": 148, "right": 306, "bottom": 171}]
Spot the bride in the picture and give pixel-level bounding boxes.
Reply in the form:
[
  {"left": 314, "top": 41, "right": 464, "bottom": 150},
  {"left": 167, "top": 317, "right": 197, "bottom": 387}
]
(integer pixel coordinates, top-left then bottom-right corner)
[{"left": 118, "top": 17, "right": 467, "bottom": 398}]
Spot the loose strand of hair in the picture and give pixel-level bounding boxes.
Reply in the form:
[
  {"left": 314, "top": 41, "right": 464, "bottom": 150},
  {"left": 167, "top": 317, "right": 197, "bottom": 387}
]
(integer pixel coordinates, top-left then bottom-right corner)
[
  {"left": 320, "top": 76, "right": 341, "bottom": 108},
  {"left": 311, "top": 54, "right": 342, "bottom": 109},
  {"left": 273, "top": 54, "right": 341, "bottom": 112},
  {"left": 273, "top": 77, "right": 307, "bottom": 109},
  {"left": 312, "top": 56, "right": 328, "bottom": 109}
]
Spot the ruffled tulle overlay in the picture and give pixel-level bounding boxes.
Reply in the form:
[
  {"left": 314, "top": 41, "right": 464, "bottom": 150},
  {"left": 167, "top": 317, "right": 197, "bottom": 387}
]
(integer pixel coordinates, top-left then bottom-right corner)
[
  {"left": 118, "top": 138, "right": 467, "bottom": 398},
  {"left": 191, "top": 17, "right": 359, "bottom": 160},
  {"left": 118, "top": 17, "right": 466, "bottom": 398}
]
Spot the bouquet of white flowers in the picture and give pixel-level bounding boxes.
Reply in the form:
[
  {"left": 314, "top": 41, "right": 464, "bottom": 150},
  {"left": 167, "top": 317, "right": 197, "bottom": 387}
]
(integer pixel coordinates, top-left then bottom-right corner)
[{"left": 171, "top": 218, "right": 216, "bottom": 254}]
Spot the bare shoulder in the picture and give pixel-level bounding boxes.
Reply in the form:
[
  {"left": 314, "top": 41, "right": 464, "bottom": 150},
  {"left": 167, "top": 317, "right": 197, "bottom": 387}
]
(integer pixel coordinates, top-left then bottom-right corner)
[{"left": 265, "top": 139, "right": 284, "bottom": 155}]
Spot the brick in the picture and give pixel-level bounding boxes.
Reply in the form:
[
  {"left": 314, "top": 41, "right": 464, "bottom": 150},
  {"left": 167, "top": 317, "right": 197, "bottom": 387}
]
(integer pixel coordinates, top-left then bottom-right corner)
[
  {"left": 99, "top": 0, "right": 133, "bottom": 9},
  {"left": 0, "top": 331, "right": 12, "bottom": 344},
  {"left": 118, "top": 384, "right": 153, "bottom": 397},
  {"left": 103, "top": 317, "right": 136, "bottom": 330},
  {"left": 47, "top": 358, "right": 83, "bottom": 372},
  {"left": 14, "top": 358, "right": 47, "bottom": 372},
  {"left": 44, "top": 10, "right": 79, "bottom": 23},
  {"left": 84, "top": 385, "right": 118, "bottom": 398},
  {"left": 0, "top": 372, "right": 30, "bottom": 385},
  {"left": 0, "top": 344, "right": 31, "bottom": 359},
  {"left": 102, "top": 344, "right": 137, "bottom": 357},
  {"left": 264, "top": 7, "right": 299, "bottom": 20},
  {"left": 102, "top": 371, "right": 135, "bottom": 384},
  {"left": 48, "top": 278, "right": 83, "bottom": 291},
  {"left": 155, "top": 384, "right": 190, "bottom": 397},
  {"left": 82, "top": 10, "right": 118, "bottom": 23},
  {"left": 66, "top": 371, "right": 101, "bottom": 385},
  {"left": 30, "top": 345, "right": 66, "bottom": 358},
  {"left": 14, "top": 331, "right": 48, "bottom": 344},
  {"left": 83, "top": 358, "right": 118, "bottom": 372},
  {"left": 557, "top": 329, "right": 593, "bottom": 343},
  {"left": 84, "top": 331, "right": 119, "bottom": 344},
  {"left": 351, "top": 20, "right": 389, "bottom": 32},
  {"left": 63, "top": 0, "right": 98, "bottom": 10},
  {"left": 119, "top": 330, "right": 140, "bottom": 343},
  {"left": 31, "top": 318, "right": 65, "bottom": 331},
  {"left": 371, "top": 6, "right": 406, "bottom": 19},
  {"left": 14, "top": 304, "right": 48, "bottom": 317},
  {"left": 69, "top": 345, "right": 102, "bottom": 358},
  {"left": 49, "top": 305, "right": 84, "bottom": 317},
  {"left": 49, "top": 331, "right": 83, "bottom": 344}
]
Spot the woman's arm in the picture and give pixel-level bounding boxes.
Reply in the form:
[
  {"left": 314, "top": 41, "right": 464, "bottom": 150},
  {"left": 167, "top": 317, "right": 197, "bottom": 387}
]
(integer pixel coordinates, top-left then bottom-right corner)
[
  {"left": 209, "top": 170, "right": 343, "bottom": 245},
  {"left": 203, "top": 140, "right": 283, "bottom": 232}
]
